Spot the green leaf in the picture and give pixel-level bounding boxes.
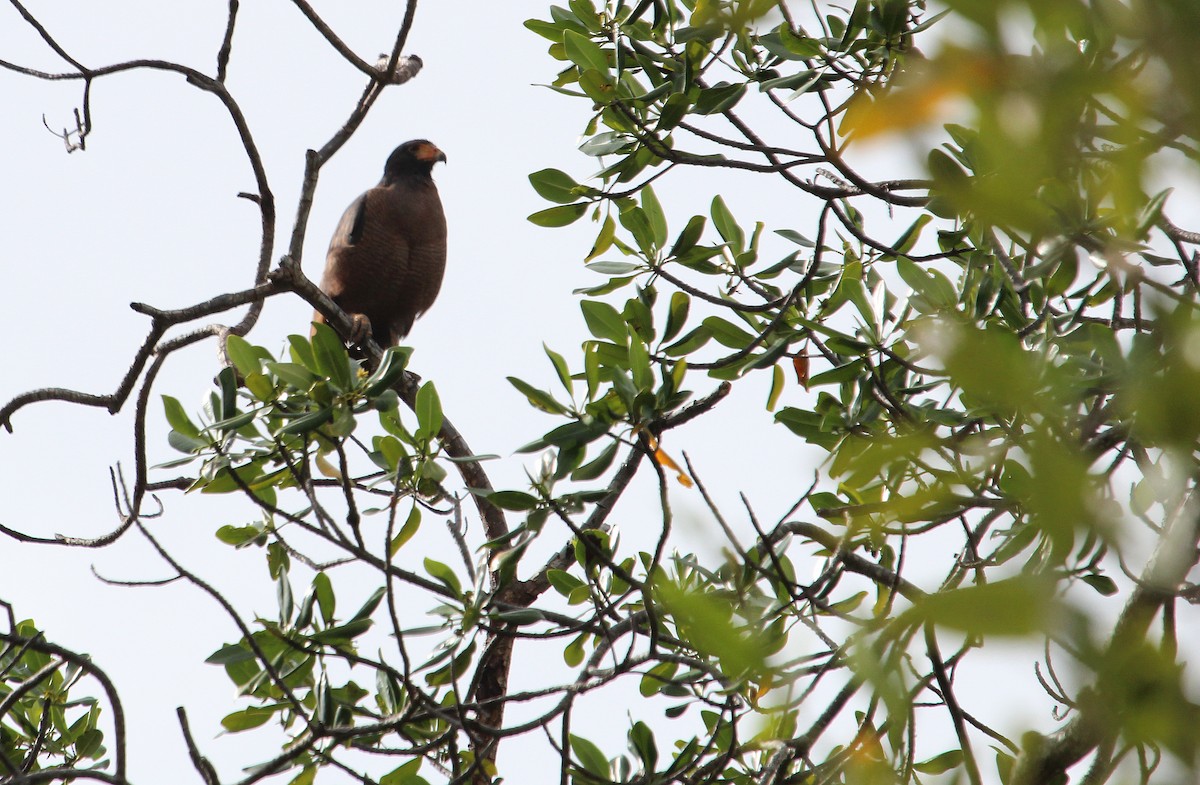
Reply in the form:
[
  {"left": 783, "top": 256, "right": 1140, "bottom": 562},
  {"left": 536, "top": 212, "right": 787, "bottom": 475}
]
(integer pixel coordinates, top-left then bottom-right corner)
[
  {"left": 897, "top": 257, "right": 940, "bottom": 303},
  {"left": 416, "top": 381, "right": 443, "bottom": 437},
  {"left": 278, "top": 407, "right": 333, "bottom": 435},
  {"left": 710, "top": 195, "right": 745, "bottom": 252},
  {"left": 267, "top": 542, "right": 290, "bottom": 580},
  {"left": 995, "top": 750, "right": 1016, "bottom": 784},
  {"left": 576, "top": 274, "right": 637, "bottom": 296},
  {"left": 630, "top": 721, "right": 658, "bottom": 770},
  {"left": 670, "top": 215, "right": 706, "bottom": 257},
  {"left": 224, "top": 335, "right": 263, "bottom": 379},
  {"left": 197, "top": 461, "right": 261, "bottom": 495},
  {"left": 288, "top": 334, "right": 318, "bottom": 371},
  {"left": 586, "top": 261, "right": 641, "bottom": 275},
  {"left": 548, "top": 567, "right": 585, "bottom": 592},
  {"left": 758, "top": 69, "right": 820, "bottom": 92},
  {"left": 350, "top": 587, "right": 387, "bottom": 622},
  {"left": 380, "top": 759, "right": 423, "bottom": 785},
  {"left": 663, "top": 325, "right": 712, "bottom": 356},
  {"left": 928, "top": 147, "right": 969, "bottom": 190},
  {"left": 495, "top": 608, "right": 547, "bottom": 625},
  {"left": 244, "top": 372, "right": 274, "bottom": 401},
  {"left": 216, "top": 524, "right": 263, "bottom": 546},
  {"left": 823, "top": 258, "right": 865, "bottom": 316},
  {"left": 528, "top": 202, "right": 588, "bottom": 227},
  {"left": 529, "top": 168, "right": 581, "bottom": 204},
  {"left": 578, "top": 69, "right": 616, "bottom": 103},
  {"left": 276, "top": 570, "right": 294, "bottom": 623},
  {"left": 556, "top": 632, "right": 583, "bottom": 666},
  {"left": 640, "top": 186, "right": 668, "bottom": 249},
  {"left": 427, "top": 650, "right": 478, "bottom": 694},
  {"left": 524, "top": 18, "right": 565, "bottom": 41},
  {"left": 694, "top": 82, "right": 746, "bottom": 115},
  {"left": 162, "top": 395, "right": 200, "bottom": 438},
  {"left": 766, "top": 364, "right": 785, "bottom": 411},
  {"left": 329, "top": 405, "right": 356, "bottom": 438},
  {"left": 570, "top": 734, "right": 609, "bottom": 778},
  {"left": 1135, "top": 187, "right": 1172, "bottom": 239},
  {"left": 893, "top": 214, "right": 932, "bottom": 253},
  {"left": 221, "top": 706, "right": 277, "bottom": 732},
  {"left": 764, "top": 24, "right": 823, "bottom": 58},
  {"left": 581, "top": 300, "right": 629, "bottom": 344},
  {"left": 365, "top": 346, "right": 412, "bottom": 396},
  {"left": 915, "top": 750, "right": 964, "bottom": 774},
  {"left": 205, "top": 409, "right": 257, "bottom": 435},
  {"left": 423, "top": 558, "right": 462, "bottom": 595},
  {"left": 518, "top": 418, "right": 609, "bottom": 452},
  {"left": 910, "top": 7, "right": 951, "bottom": 33},
  {"left": 584, "top": 343, "right": 601, "bottom": 399},
  {"left": 775, "top": 228, "right": 814, "bottom": 247},
  {"left": 774, "top": 407, "right": 840, "bottom": 449},
  {"left": 310, "top": 618, "right": 373, "bottom": 644},
  {"left": 288, "top": 766, "right": 316, "bottom": 785},
  {"left": 563, "top": 30, "right": 608, "bottom": 72},
  {"left": 487, "top": 490, "right": 541, "bottom": 511},
  {"left": 314, "top": 572, "right": 335, "bottom": 624},
  {"left": 266, "top": 362, "right": 319, "bottom": 390},
  {"left": 579, "top": 131, "right": 629, "bottom": 157},
  {"left": 568, "top": 0, "right": 601, "bottom": 30},
  {"left": 585, "top": 214, "right": 617, "bottom": 261},
  {"left": 72, "top": 725, "right": 102, "bottom": 758},
  {"left": 619, "top": 204, "right": 657, "bottom": 254},
  {"left": 572, "top": 440, "right": 618, "bottom": 481},
  {"left": 639, "top": 660, "right": 678, "bottom": 696},
  {"left": 808, "top": 360, "right": 865, "bottom": 387},
  {"left": 508, "top": 377, "right": 570, "bottom": 415},
  {"left": 702, "top": 316, "right": 755, "bottom": 349},
  {"left": 540, "top": 347, "right": 573, "bottom": 395},
  {"left": 662, "top": 291, "right": 691, "bottom": 344},
  {"left": 1082, "top": 573, "right": 1118, "bottom": 596},
  {"left": 746, "top": 337, "right": 791, "bottom": 371},
  {"left": 657, "top": 92, "right": 691, "bottom": 131},
  {"left": 629, "top": 333, "right": 652, "bottom": 390},
  {"left": 206, "top": 643, "right": 254, "bottom": 665},
  {"left": 389, "top": 505, "right": 422, "bottom": 557},
  {"left": 311, "top": 322, "right": 353, "bottom": 390}
]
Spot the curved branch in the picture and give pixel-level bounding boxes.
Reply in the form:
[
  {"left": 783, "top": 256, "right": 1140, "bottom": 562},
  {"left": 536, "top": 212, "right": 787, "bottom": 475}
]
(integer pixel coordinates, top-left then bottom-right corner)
[
  {"left": 0, "top": 632, "right": 127, "bottom": 780},
  {"left": 288, "top": 0, "right": 379, "bottom": 77},
  {"left": 0, "top": 279, "right": 275, "bottom": 433},
  {"left": 1159, "top": 213, "right": 1200, "bottom": 246}
]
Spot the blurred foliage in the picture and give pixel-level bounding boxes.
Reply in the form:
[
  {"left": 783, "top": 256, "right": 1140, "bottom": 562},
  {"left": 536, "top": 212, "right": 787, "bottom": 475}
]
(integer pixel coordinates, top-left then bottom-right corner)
[{"left": 508, "top": 0, "right": 1200, "bottom": 782}]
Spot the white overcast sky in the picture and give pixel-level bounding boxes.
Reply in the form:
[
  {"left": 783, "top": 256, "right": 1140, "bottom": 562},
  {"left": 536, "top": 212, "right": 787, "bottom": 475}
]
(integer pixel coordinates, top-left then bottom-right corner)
[{"left": 0, "top": 2, "right": 1177, "bottom": 783}]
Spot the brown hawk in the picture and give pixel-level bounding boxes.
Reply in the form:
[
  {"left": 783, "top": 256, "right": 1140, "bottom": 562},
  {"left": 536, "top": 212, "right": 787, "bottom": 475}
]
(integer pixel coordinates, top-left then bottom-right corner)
[{"left": 314, "top": 139, "right": 447, "bottom": 346}]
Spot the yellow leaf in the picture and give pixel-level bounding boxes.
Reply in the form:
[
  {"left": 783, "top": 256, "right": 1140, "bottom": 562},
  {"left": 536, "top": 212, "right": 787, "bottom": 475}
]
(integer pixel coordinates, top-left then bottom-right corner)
[
  {"left": 645, "top": 434, "right": 693, "bottom": 487},
  {"left": 841, "top": 50, "right": 998, "bottom": 140},
  {"left": 315, "top": 452, "right": 342, "bottom": 480}
]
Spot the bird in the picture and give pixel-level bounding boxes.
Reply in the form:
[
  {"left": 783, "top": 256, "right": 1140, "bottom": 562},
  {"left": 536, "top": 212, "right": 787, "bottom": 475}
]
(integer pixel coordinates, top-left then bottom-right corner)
[{"left": 314, "top": 139, "right": 448, "bottom": 347}]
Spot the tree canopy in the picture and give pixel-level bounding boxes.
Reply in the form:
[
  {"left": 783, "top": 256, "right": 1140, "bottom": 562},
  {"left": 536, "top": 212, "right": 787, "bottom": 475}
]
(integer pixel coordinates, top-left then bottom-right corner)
[{"left": 3, "top": 1, "right": 1200, "bottom": 784}]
